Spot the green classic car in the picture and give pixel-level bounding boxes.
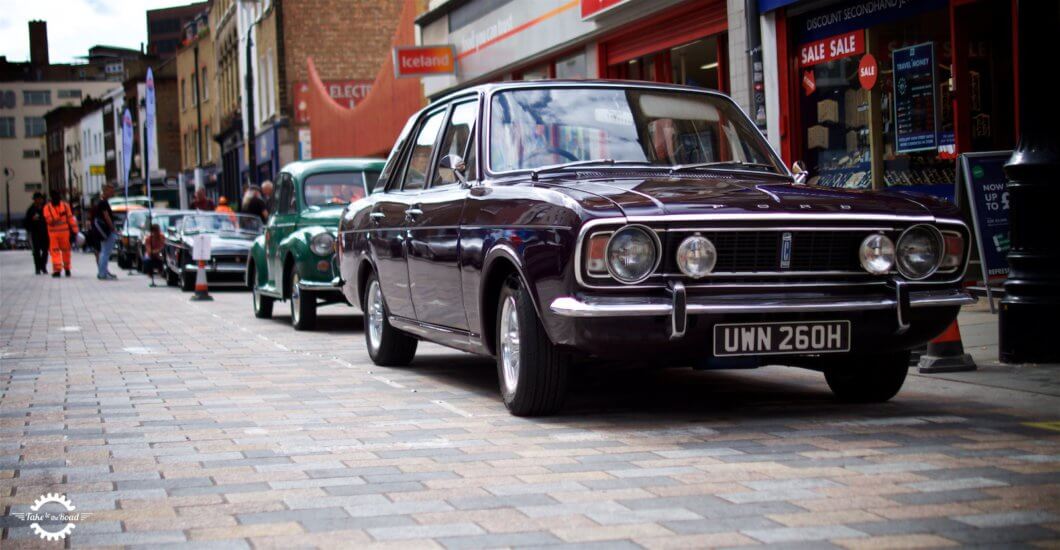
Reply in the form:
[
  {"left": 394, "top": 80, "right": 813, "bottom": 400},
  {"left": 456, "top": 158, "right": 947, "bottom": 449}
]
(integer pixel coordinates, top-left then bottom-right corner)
[{"left": 247, "top": 158, "right": 385, "bottom": 330}]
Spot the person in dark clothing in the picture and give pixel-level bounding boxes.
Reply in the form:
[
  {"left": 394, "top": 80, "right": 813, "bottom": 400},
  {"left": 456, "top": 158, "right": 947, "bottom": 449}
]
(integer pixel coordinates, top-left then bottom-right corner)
[
  {"left": 23, "top": 192, "right": 49, "bottom": 274},
  {"left": 191, "top": 188, "right": 215, "bottom": 211},
  {"left": 241, "top": 185, "right": 269, "bottom": 222}
]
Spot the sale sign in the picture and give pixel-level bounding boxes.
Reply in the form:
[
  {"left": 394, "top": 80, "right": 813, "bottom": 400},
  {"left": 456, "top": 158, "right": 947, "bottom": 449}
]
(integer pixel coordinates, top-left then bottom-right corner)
[
  {"left": 799, "top": 31, "right": 864, "bottom": 67},
  {"left": 802, "top": 70, "right": 816, "bottom": 95},
  {"left": 858, "top": 53, "right": 878, "bottom": 90},
  {"left": 393, "top": 45, "right": 456, "bottom": 78}
]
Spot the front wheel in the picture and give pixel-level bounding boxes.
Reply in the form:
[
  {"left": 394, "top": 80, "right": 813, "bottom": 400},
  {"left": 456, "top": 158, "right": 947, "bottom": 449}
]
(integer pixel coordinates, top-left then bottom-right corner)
[
  {"left": 290, "top": 273, "right": 317, "bottom": 330},
  {"left": 496, "top": 274, "right": 570, "bottom": 416},
  {"left": 165, "top": 265, "right": 178, "bottom": 287},
  {"left": 251, "top": 264, "right": 274, "bottom": 319},
  {"left": 824, "top": 351, "right": 911, "bottom": 403},
  {"left": 117, "top": 252, "right": 131, "bottom": 269},
  {"left": 363, "top": 274, "right": 417, "bottom": 365}
]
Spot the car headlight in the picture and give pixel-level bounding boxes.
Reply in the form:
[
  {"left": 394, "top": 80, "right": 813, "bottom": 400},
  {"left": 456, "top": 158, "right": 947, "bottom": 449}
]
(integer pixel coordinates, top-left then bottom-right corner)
[
  {"left": 897, "top": 225, "right": 943, "bottom": 279},
  {"left": 310, "top": 232, "right": 335, "bottom": 256},
  {"left": 606, "top": 225, "right": 658, "bottom": 284},
  {"left": 859, "top": 234, "right": 895, "bottom": 275},
  {"left": 676, "top": 234, "right": 717, "bottom": 278}
]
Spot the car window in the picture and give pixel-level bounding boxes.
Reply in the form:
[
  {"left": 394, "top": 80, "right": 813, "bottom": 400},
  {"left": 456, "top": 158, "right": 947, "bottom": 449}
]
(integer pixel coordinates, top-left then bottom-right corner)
[
  {"left": 401, "top": 110, "right": 446, "bottom": 192},
  {"left": 303, "top": 172, "right": 369, "bottom": 206},
  {"left": 284, "top": 174, "right": 298, "bottom": 213},
  {"left": 276, "top": 175, "right": 292, "bottom": 215},
  {"left": 432, "top": 101, "right": 478, "bottom": 187},
  {"left": 364, "top": 170, "right": 381, "bottom": 193}
]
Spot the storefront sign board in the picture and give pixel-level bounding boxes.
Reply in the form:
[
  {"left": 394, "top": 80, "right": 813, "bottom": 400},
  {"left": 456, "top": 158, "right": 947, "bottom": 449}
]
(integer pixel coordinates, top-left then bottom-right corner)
[
  {"left": 793, "top": 0, "right": 947, "bottom": 42},
  {"left": 581, "top": 0, "right": 628, "bottom": 19},
  {"left": 956, "top": 151, "right": 1011, "bottom": 308},
  {"left": 893, "top": 42, "right": 938, "bottom": 153},
  {"left": 393, "top": 45, "right": 457, "bottom": 78},
  {"left": 799, "top": 30, "right": 864, "bottom": 67}
]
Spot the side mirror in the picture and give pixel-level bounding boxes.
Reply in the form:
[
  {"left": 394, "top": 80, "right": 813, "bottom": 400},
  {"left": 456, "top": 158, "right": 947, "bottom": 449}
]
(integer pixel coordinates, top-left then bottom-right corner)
[
  {"left": 791, "top": 160, "right": 808, "bottom": 185},
  {"left": 439, "top": 154, "right": 467, "bottom": 185}
]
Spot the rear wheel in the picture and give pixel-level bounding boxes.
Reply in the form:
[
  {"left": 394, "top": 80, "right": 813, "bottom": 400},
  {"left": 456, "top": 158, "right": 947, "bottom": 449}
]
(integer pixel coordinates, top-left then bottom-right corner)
[
  {"left": 496, "top": 274, "right": 570, "bottom": 416},
  {"left": 181, "top": 269, "right": 195, "bottom": 292},
  {"left": 250, "top": 263, "right": 273, "bottom": 319},
  {"left": 825, "top": 351, "right": 911, "bottom": 403},
  {"left": 363, "top": 273, "right": 417, "bottom": 366},
  {"left": 165, "top": 265, "right": 178, "bottom": 287},
  {"left": 117, "top": 252, "right": 131, "bottom": 269},
  {"left": 290, "top": 272, "right": 317, "bottom": 330}
]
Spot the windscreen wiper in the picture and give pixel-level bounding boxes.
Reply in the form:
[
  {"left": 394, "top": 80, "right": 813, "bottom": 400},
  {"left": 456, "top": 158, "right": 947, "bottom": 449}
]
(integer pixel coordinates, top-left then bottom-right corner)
[
  {"left": 669, "top": 160, "right": 777, "bottom": 176},
  {"left": 529, "top": 159, "right": 652, "bottom": 181}
]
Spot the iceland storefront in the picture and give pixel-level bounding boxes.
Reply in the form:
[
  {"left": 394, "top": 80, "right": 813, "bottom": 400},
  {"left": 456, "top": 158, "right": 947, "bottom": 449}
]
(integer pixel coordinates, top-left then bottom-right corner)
[{"left": 764, "top": 0, "right": 1017, "bottom": 198}]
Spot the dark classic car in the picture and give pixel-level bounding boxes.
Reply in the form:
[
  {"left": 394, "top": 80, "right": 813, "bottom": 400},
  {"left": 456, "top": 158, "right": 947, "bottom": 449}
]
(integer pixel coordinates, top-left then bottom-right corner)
[
  {"left": 337, "top": 81, "right": 973, "bottom": 416},
  {"left": 164, "top": 212, "right": 263, "bottom": 291},
  {"left": 248, "top": 158, "right": 385, "bottom": 330}
]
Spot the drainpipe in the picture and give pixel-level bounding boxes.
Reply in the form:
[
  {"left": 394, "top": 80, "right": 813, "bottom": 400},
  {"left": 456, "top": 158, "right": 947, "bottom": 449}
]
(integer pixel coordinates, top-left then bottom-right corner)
[{"left": 745, "top": 0, "right": 766, "bottom": 130}]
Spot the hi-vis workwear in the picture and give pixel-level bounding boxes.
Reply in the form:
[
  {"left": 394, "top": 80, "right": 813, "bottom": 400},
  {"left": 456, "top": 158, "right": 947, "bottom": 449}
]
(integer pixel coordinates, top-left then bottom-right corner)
[{"left": 43, "top": 201, "right": 78, "bottom": 274}]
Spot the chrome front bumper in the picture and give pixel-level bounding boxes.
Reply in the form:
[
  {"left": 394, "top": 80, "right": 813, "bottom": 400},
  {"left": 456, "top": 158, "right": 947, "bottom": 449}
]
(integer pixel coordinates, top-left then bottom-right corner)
[
  {"left": 550, "top": 285, "right": 975, "bottom": 339},
  {"left": 297, "top": 276, "right": 343, "bottom": 293}
]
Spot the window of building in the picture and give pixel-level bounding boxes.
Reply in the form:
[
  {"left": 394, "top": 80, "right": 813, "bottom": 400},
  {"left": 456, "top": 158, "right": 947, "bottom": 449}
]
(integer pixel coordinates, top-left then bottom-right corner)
[
  {"left": 191, "top": 73, "right": 199, "bottom": 106},
  {"left": 181, "top": 79, "right": 186, "bottom": 110},
  {"left": 201, "top": 67, "right": 208, "bottom": 102},
  {"left": 24, "top": 117, "right": 46, "bottom": 137},
  {"left": 204, "top": 124, "right": 212, "bottom": 161},
  {"left": 23, "top": 90, "right": 51, "bottom": 106},
  {"left": 0, "top": 117, "right": 14, "bottom": 138},
  {"left": 554, "top": 52, "right": 588, "bottom": 79},
  {"left": 57, "top": 89, "right": 82, "bottom": 99},
  {"left": 23, "top": 149, "right": 40, "bottom": 158},
  {"left": 24, "top": 182, "right": 42, "bottom": 192}
]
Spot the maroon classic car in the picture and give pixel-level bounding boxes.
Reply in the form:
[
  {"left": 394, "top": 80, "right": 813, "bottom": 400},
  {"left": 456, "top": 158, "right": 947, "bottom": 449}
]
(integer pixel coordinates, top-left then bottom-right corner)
[{"left": 337, "top": 81, "right": 972, "bottom": 416}]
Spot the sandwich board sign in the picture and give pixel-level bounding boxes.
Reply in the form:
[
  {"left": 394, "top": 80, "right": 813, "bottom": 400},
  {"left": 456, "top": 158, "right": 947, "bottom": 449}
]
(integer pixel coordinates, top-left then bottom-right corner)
[{"left": 954, "top": 151, "right": 1011, "bottom": 312}]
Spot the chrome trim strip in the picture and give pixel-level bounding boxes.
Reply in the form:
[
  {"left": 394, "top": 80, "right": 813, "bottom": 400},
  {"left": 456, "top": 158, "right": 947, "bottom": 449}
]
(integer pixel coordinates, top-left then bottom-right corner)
[
  {"left": 627, "top": 213, "right": 938, "bottom": 223},
  {"left": 549, "top": 290, "right": 975, "bottom": 318},
  {"left": 663, "top": 226, "right": 897, "bottom": 232},
  {"left": 297, "top": 280, "right": 343, "bottom": 292}
]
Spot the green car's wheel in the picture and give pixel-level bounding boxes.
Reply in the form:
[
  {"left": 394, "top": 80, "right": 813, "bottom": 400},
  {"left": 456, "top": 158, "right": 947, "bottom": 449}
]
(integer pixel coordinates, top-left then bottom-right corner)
[
  {"left": 290, "top": 272, "right": 316, "bottom": 330},
  {"left": 250, "top": 263, "right": 273, "bottom": 318}
]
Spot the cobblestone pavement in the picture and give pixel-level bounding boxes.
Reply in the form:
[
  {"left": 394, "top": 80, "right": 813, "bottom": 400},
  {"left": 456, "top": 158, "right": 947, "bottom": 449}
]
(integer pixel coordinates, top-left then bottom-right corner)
[{"left": 2, "top": 250, "right": 1059, "bottom": 549}]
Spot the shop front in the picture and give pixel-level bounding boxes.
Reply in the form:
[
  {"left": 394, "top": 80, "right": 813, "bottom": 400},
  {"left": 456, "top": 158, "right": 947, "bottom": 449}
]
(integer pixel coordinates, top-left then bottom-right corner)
[
  {"left": 417, "top": 0, "right": 742, "bottom": 101},
  {"left": 218, "top": 120, "right": 245, "bottom": 205},
  {"left": 768, "top": 0, "right": 1016, "bottom": 198},
  {"left": 255, "top": 124, "right": 280, "bottom": 185}
]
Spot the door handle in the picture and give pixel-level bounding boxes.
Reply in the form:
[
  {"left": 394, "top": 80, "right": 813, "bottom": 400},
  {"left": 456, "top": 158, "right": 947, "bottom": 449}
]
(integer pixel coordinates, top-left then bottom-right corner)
[
  {"left": 404, "top": 208, "right": 423, "bottom": 218},
  {"left": 369, "top": 212, "right": 385, "bottom": 219}
]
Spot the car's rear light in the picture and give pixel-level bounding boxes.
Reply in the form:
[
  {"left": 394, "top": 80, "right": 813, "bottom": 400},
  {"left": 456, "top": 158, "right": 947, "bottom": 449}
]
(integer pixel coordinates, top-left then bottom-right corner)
[
  {"left": 585, "top": 233, "right": 610, "bottom": 276},
  {"left": 941, "top": 232, "right": 964, "bottom": 271}
]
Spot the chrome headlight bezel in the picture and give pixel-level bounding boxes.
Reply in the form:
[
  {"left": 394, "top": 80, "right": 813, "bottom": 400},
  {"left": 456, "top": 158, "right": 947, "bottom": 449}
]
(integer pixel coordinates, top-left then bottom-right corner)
[
  {"left": 896, "top": 224, "right": 944, "bottom": 280},
  {"left": 605, "top": 225, "right": 660, "bottom": 284},
  {"left": 310, "top": 232, "right": 336, "bottom": 256},
  {"left": 675, "top": 234, "right": 717, "bottom": 279},
  {"left": 859, "top": 233, "right": 896, "bottom": 275}
]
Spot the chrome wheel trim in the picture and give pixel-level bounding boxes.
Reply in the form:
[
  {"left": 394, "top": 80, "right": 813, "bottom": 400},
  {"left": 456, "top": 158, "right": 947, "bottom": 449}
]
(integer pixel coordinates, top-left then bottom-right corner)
[
  {"left": 499, "top": 295, "right": 520, "bottom": 394},
  {"left": 367, "top": 280, "right": 384, "bottom": 354},
  {"left": 253, "top": 285, "right": 261, "bottom": 311},
  {"left": 291, "top": 274, "right": 301, "bottom": 324}
]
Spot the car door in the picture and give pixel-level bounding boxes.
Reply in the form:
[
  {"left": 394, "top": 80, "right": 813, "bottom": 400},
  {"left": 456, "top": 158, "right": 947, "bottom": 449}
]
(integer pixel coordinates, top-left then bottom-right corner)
[
  {"left": 266, "top": 173, "right": 297, "bottom": 288},
  {"left": 368, "top": 107, "right": 447, "bottom": 320},
  {"left": 406, "top": 99, "right": 478, "bottom": 331}
]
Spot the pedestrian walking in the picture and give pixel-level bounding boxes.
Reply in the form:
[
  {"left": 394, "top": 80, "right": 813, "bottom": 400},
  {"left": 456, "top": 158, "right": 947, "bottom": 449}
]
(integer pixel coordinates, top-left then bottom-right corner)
[
  {"left": 191, "top": 187, "right": 215, "bottom": 211},
  {"left": 42, "top": 189, "right": 78, "bottom": 277},
  {"left": 261, "top": 180, "right": 274, "bottom": 213},
  {"left": 242, "top": 185, "right": 269, "bottom": 222},
  {"left": 23, "top": 192, "right": 49, "bottom": 274},
  {"left": 94, "top": 183, "right": 119, "bottom": 280},
  {"left": 141, "top": 223, "right": 165, "bottom": 287}
]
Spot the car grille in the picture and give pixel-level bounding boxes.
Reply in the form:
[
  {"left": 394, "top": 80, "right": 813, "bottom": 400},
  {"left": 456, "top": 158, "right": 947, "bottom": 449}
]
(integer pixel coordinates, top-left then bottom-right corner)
[
  {"left": 661, "top": 230, "right": 867, "bottom": 275},
  {"left": 212, "top": 254, "right": 246, "bottom": 264}
]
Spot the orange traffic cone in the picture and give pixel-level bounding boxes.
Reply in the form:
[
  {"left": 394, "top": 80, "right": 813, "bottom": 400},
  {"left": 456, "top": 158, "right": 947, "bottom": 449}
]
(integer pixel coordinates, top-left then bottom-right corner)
[
  {"left": 189, "top": 259, "right": 213, "bottom": 301},
  {"left": 917, "top": 320, "right": 976, "bottom": 373}
]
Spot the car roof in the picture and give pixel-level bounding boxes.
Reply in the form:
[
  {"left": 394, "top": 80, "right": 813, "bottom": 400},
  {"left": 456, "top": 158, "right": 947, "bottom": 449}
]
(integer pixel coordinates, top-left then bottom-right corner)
[
  {"left": 281, "top": 158, "right": 386, "bottom": 180},
  {"left": 430, "top": 79, "right": 732, "bottom": 105}
]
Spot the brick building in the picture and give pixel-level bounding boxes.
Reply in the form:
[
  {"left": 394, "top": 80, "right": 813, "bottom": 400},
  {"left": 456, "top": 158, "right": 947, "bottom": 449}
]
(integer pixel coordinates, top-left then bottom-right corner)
[
  {"left": 147, "top": 2, "right": 209, "bottom": 59},
  {"left": 177, "top": 8, "right": 220, "bottom": 193}
]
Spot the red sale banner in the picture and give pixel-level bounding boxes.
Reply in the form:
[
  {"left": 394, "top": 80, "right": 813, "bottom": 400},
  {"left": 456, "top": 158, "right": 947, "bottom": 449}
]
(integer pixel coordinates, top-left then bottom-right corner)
[{"left": 799, "top": 31, "right": 865, "bottom": 67}]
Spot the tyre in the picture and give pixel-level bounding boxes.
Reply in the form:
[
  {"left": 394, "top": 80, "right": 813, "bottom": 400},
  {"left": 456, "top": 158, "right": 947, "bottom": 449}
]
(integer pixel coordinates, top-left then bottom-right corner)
[
  {"left": 290, "top": 272, "right": 316, "bottom": 330},
  {"left": 495, "top": 274, "right": 570, "bottom": 416},
  {"left": 117, "top": 253, "right": 130, "bottom": 269},
  {"left": 825, "top": 351, "right": 911, "bottom": 403},
  {"left": 250, "top": 264, "right": 273, "bottom": 319},
  {"left": 165, "top": 266, "right": 178, "bottom": 287},
  {"left": 363, "top": 272, "right": 417, "bottom": 366},
  {"left": 181, "top": 270, "right": 195, "bottom": 292}
]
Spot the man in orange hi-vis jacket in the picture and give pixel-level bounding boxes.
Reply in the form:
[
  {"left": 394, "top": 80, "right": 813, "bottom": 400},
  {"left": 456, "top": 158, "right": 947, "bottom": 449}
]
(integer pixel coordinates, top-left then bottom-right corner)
[{"left": 43, "top": 188, "right": 79, "bottom": 277}]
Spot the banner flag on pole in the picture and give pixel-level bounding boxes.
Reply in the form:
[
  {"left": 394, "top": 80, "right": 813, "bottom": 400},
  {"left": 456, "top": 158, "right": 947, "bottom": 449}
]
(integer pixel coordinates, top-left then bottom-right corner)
[
  {"left": 145, "top": 67, "right": 157, "bottom": 204},
  {"left": 121, "top": 108, "right": 133, "bottom": 194}
]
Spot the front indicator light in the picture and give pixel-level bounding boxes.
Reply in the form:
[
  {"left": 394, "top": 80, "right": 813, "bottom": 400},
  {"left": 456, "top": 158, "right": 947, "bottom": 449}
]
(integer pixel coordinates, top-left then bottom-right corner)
[
  {"left": 859, "top": 233, "right": 895, "bottom": 275},
  {"left": 941, "top": 232, "right": 964, "bottom": 271},
  {"left": 585, "top": 232, "right": 610, "bottom": 276}
]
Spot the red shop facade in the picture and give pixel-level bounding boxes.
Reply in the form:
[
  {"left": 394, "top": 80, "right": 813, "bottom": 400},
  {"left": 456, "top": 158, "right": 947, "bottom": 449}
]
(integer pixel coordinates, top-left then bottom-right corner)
[{"left": 765, "top": 0, "right": 1018, "bottom": 198}]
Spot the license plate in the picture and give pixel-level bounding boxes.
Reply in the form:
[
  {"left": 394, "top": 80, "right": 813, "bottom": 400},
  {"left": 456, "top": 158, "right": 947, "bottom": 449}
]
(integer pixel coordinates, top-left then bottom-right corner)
[{"left": 713, "top": 320, "right": 850, "bottom": 357}]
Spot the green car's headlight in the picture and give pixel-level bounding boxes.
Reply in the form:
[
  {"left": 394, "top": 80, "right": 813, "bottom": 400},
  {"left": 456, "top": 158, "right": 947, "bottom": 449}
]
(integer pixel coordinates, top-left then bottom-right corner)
[{"left": 310, "top": 232, "right": 335, "bottom": 256}]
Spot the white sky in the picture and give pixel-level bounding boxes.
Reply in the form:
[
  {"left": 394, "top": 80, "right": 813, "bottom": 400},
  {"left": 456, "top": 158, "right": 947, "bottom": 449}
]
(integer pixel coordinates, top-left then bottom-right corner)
[{"left": 0, "top": 0, "right": 190, "bottom": 64}]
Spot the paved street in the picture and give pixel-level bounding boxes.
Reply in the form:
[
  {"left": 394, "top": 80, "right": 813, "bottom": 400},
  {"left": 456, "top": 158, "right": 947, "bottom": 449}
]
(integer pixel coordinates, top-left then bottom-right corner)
[{"left": 1, "top": 250, "right": 1059, "bottom": 549}]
